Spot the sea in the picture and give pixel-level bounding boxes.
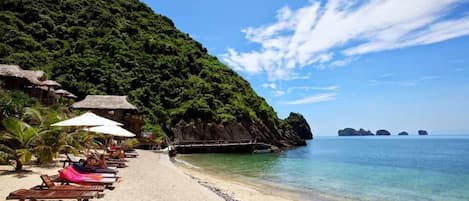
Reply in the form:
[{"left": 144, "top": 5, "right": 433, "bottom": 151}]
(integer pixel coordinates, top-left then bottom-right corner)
[{"left": 178, "top": 135, "right": 469, "bottom": 201}]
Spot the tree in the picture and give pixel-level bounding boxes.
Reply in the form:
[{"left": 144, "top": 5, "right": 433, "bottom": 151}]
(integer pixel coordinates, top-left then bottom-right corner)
[{"left": 0, "top": 118, "right": 38, "bottom": 171}]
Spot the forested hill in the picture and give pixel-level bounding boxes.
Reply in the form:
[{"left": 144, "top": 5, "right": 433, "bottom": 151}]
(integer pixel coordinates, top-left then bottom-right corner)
[{"left": 0, "top": 0, "right": 310, "bottom": 147}]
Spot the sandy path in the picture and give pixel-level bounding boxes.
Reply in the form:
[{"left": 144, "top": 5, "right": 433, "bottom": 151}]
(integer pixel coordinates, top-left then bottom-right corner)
[
  {"left": 0, "top": 151, "right": 222, "bottom": 201},
  {"left": 101, "top": 150, "right": 223, "bottom": 201}
]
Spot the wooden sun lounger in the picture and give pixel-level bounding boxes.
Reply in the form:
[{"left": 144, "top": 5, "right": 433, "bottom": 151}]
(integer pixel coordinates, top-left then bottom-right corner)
[
  {"left": 6, "top": 189, "right": 99, "bottom": 201},
  {"left": 55, "top": 170, "right": 117, "bottom": 190},
  {"left": 125, "top": 152, "right": 138, "bottom": 158},
  {"left": 31, "top": 175, "right": 106, "bottom": 192},
  {"left": 65, "top": 153, "right": 126, "bottom": 168}
]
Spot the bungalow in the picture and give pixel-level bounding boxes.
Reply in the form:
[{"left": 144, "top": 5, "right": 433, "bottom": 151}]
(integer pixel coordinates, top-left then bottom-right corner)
[
  {"left": 72, "top": 95, "right": 144, "bottom": 135},
  {"left": 0, "top": 64, "right": 76, "bottom": 104}
]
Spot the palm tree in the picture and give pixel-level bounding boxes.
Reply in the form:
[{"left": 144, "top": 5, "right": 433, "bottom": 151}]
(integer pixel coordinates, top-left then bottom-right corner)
[
  {"left": 0, "top": 118, "right": 38, "bottom": 171},
  {"left": 22, "top": 107, "right": 83, "bottom": 164},
  {"left": 34, "top": 127, "right": 82, "bottom": 163}
]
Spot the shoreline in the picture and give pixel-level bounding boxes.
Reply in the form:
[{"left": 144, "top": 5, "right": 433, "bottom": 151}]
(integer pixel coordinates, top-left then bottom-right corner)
[
  {"left": 173, "top": 155, "right": 344, "bottom": 201},
  {"left": 1, "top": 150, "right": 343, "bottom": 201}
]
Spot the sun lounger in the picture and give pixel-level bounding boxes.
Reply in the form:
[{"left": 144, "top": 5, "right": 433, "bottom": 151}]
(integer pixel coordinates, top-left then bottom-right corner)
[
  {"left": 32, "top": 175, "right": 106, "bottom": 192},
  {"left": 65, "top": 153, "right": 126, "bottom": 168},
  {"left": 59, "top": 166, "right": 117, "bottom": 186},
  {"left": 6, "top": 189, "right": 99, "bottom": 201},
  {"left": 72, "top": 163, "right": 118, "bottom": 174},
  {"left": 125, "top": 152, "right": 139, "bottom": 158},
  {"left": 68, "top": 165, "right": 118, "bottom": 178}
]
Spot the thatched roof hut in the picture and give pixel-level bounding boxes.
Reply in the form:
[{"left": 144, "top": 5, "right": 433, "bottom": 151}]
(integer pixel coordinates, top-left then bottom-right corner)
[
  {"left": 72, "top": 95, "right": 142, "bottom": 135},
  {"left": 0, "top": 64, "right": 54, "bottom": 86},
  {"left": 73, "top": 95, "right": 137, "bottom": 110}
]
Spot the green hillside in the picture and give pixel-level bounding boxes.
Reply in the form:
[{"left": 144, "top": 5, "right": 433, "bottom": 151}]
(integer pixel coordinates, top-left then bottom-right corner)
[{"left": 0, "top": 0, "right": 309, "bottom": 145}]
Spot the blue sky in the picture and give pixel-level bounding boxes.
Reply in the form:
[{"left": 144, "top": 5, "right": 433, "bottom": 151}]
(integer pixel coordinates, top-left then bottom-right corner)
[{"left": 143, "top": 0, "right": 469, "bottom": 135}]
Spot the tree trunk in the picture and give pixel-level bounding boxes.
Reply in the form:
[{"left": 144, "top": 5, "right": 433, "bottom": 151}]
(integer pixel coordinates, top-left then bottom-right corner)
[{"left": 15, "top": 159, "right": 22, "bottom": 171}]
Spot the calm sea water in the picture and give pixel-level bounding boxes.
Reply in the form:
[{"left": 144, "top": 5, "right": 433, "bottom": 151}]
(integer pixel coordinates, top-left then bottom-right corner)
[{"left": 178, "top": 136, "right": 469, "bottom": 201}]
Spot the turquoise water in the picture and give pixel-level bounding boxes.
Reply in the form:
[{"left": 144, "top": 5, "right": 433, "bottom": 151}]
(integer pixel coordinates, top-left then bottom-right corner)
[{"left": 178, "top": 136, "right": 469, "bottom": 201}]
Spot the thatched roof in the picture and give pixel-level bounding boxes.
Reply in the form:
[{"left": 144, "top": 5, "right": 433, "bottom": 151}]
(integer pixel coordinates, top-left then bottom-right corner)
[
  {"left": 65, "top": 94, "right": 78, "bottom": 99},
  {"left": 55, "top": 89, "right": 77, "bottom": 99},
  {"left": 73, "top": 95, "right": 137, "bottom": 110},
  {"left": 55, "top": 89, "right": 69, "bottom": 94},
  {"left": 0, "top": 64, "right": 23, "bottom": 78},
  {"left": 23, "top": 70, "right": 46, "bottom": 82},
  {"left": 40, "top": 80, "right": 61, "bottom": 87},
  {"left": 0, "top": 64, "right": 50, "bottom": 85}
]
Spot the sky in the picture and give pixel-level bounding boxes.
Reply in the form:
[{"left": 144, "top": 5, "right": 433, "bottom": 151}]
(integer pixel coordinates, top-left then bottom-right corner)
[{"left": 143, "top": 0, "right": 469, "bottom": 136}]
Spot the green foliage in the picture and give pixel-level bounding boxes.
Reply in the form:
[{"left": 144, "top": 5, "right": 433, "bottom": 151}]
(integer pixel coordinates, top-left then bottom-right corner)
[
  {"left": 0, "top": 87, "right": 38, "bottom": 119},
  {"left": 0, "top": 102, "right": 85, "bottom": 170},
  {"left": 0, "top": 117, "right": 37, "bottom": 170},
  {"left": 0, "top": 0, "right": 282, "bottom": 136},
  {"left": 123, "top": 138, "right": 139, "bottom": 149}
]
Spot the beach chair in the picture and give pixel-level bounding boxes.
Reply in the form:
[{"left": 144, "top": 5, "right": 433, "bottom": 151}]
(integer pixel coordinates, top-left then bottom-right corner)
[
  {"left": 6, "top": 189, "right": 99, "bottom": 201},
  {"left": 66, "top": 153, "right": 126, "bottom": 168},
  {"left": 124, "top": 151, "right": 139, "bottom": 158},
  {"left": 68, "top": 165, "right": 118, "bottom": 178},
  {"left": 31, "top": 175, "right": 106, "bottom": 192},
  {"left": 72, "top": 163, "right": 118, "bottom": 174},
  {"left": 57, "top": 166, "right": 117, "bottom": 189}
]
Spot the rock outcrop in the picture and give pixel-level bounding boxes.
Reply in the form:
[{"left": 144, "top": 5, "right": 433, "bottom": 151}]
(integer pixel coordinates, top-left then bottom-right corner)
[
  {"left": 398, "top": 131, "right": 409, "bottom": 135},
  {"left": 376, "top": 130, "right": 391, "bottom": 135},
  {"left": 285, "top": 112, "right": 313, "bottom": 139},
  {"left": 171, "top": 119, "right": 306, "bottom": 148},
  {"left": 418, "top": 130, "right": 428, "bottom": 135},
  {"left": 338, "top": 128, "right": 374, "bottom": 136}
]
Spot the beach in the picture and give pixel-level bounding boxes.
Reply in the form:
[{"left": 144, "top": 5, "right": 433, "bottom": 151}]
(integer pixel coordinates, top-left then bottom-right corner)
[{"left": 0, "top": 150, "right": 303, "bottom": 201}]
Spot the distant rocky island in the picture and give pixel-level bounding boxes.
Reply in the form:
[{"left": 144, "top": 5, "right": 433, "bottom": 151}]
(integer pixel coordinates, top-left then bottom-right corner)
[
  {"left": 376, "top": 130, "right": 391, "bottom": 136},
  {"left": 338, "top": 128, "right": 374, "bottom": 136},
  {"left": 338, "top": 128, "right": 429, "bottom": 136}
]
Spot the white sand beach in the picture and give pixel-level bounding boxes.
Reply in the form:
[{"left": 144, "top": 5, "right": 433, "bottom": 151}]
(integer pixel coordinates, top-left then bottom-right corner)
[{"left": 0, "top": 150, "right": 303, "bottom": 201}]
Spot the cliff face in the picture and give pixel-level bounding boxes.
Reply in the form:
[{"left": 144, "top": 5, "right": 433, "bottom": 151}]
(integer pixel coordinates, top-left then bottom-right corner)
[
  {"left": 285, "top": 112, "right": 313, "bottom": 139},
  {"left": 172, "top": 119, "right": 306, "bottom": 147},
  {"left": 0, "top": 0, "right": 310, "bottom": 148}
]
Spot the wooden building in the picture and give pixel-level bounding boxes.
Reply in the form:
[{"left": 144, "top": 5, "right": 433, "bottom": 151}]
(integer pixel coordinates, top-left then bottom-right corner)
[
  {"left": 72, "top": 95, "right": 144, "bottom": 135},
  {"left": 0, "top": 64, "right": 76, "bottom": 104}
]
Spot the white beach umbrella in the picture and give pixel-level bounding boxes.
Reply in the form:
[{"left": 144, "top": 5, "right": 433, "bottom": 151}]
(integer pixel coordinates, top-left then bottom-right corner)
[
  {"left": 51, "top": 112, "right": 122, "bottom": 127},
  {"left": 86, "top": 125, "right": 136, "bottom": 137},
  {"left": 51, "top": 112, "right": 123, "bottom": 153}
]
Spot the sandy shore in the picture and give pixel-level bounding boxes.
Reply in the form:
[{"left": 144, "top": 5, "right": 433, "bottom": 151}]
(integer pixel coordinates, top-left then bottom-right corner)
[
  {"left": 0, "top": 150, "right": 335, "bottom": 201},
  {"left": 1, "top": 151, "right": 221, "bottom": 201},
  {"left": 174, "top": 160, "right": 302, "bottom": 201}
]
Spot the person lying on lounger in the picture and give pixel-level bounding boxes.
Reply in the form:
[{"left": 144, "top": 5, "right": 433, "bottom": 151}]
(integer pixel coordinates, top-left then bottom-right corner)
[{"left": 84, "top": 155, "right": 107, "bottom": 169}]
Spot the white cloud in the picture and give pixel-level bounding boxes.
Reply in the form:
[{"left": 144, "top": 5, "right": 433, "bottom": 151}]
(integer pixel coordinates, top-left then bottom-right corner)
[
  {"left": 287, "top": 85, "right": 339, "bottom": 92},
  {"left": 222, "top": 0, "right": 469, "bottom": 81},
  {"left": 272, "top": 90, "right": 286, "bottom": 97},
  {"left": 262, "top": 83, "right": 277, "bottom": 89},
  {"left": 330, "top": 57, "right": 358, "bottom": 67},
  {"left": 368, "top": 75, "right": 440, "bottom": 87},
  {"left": 283, "top": 93, "right": 337, "bottom": 105}
]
